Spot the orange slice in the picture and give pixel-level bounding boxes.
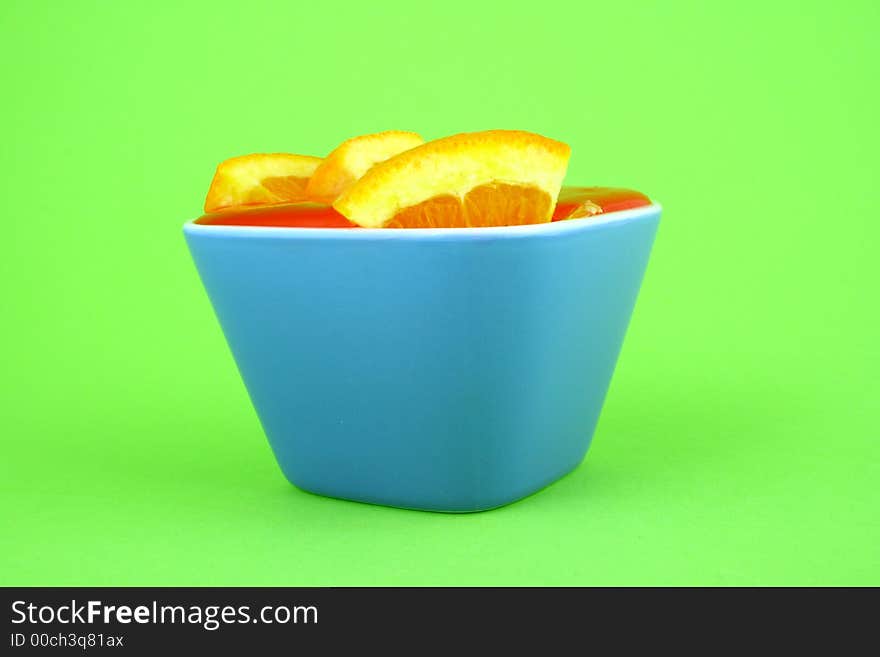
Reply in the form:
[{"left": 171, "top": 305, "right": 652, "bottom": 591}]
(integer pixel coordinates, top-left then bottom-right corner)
[
  {"left": 204, "top": 153, "right": 322, "bottom": 212},
  {"left": 333, "top": 130, "right": 570, "bottom": 228},
  {"left": 306, "top": 131, "right": 424, "bottom": 203}
]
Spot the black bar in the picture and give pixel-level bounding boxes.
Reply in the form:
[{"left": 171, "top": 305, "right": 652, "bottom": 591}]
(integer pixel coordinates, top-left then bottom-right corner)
[{"left": 1, "top": 587, "right": 869, "bottom": 652}]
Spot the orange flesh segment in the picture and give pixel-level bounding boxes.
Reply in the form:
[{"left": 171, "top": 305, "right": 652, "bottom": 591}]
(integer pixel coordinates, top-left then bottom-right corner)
[
  {"left": 385, "top": 183, "right": 552, "bottom": 229},
  {"left": 259, "top": 176, "right": 311, "bottom": 199}
]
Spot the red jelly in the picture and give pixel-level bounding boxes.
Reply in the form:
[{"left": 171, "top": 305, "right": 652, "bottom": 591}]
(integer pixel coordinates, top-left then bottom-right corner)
[
  {"left": 552, "top": 187, "right": 651, "bottom": 220},
  {"left": 195, "top": 186, "right": 651, "bottom": 228}
]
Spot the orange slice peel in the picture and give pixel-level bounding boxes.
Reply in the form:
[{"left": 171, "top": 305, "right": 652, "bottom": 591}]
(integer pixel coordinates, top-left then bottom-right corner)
[
  {"left": 204, "top": 153, "right": 322, "bottom": 213},
  {"left": 306, "top": 131, "right": 424, "bottom": 203},
  {"left": 333, "top": 130, "right": 570, "bottom": 228}
]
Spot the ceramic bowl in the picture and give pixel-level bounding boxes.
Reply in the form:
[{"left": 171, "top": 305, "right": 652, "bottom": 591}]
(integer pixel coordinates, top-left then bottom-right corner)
[{"left": 184, "top": 204, "right": 660, "bottom": 511}]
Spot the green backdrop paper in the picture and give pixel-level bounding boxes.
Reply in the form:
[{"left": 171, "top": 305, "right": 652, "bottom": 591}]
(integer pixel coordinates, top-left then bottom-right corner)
[{"left": 1, "top": 0, "right": 878, "bottom": 586}]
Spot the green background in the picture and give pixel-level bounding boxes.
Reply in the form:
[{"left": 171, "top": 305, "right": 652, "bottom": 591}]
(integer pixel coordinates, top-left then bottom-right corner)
[{"left": 2, "top": 0, "right": 878, "bottom": 586}]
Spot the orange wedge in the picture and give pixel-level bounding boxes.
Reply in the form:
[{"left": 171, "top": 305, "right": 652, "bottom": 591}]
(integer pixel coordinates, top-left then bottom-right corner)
[
  {"left": 204, "top": 153, "right": 322, "bottom": 213},
  {"left": 306, "top": 131, "right": 424, "bottom": 203},
  {"left": 333, "top": 130, "right": 570, "bottom": 228}
]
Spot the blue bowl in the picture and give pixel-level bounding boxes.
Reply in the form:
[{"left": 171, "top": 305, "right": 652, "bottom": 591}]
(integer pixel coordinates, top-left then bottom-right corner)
[{"left": 184, "top": 204, "right": 660, "bottom": 512}]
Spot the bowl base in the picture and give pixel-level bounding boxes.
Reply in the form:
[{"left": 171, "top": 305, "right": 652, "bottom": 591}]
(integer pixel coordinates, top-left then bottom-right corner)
[{"left": 286, "top": 457, "right": 585, "bottom": 513}]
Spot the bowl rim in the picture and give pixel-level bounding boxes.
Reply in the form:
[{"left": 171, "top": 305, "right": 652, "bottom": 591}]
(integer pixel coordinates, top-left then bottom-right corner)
[{"left": 183, "top": 202, "right": 661, "bottom": 241}]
